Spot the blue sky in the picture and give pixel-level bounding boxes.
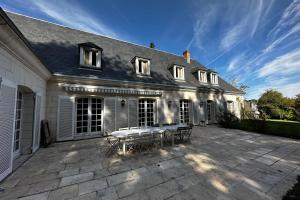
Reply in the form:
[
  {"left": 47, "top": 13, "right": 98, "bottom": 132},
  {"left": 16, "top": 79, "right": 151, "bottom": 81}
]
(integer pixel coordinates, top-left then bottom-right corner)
[{"left": 1, "top": 0, "right": 300, "bottom": 99}]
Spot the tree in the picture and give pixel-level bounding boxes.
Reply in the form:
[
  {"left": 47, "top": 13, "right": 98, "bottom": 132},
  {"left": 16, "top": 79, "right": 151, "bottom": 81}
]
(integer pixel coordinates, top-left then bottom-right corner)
[
  {"left": 149, "top": 42, "right": 155, "bottom": 48},
  {"left": 257, "top": 89, "right": 284, "bottom": 119},
  {"left": 295, "top": 94, "right": 300, "bottom": 120},
  {"left": 257, "top": 89, "right": 296, "bottom": 120},
  {"left": 229, "top": 78, "right": 249, "bottom": 94}
]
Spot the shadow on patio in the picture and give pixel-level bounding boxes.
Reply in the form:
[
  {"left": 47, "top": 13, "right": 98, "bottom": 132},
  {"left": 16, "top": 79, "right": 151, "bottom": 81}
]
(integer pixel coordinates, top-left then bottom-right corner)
[{"left": 0, "top": 126, "right": 300, "bottom": 200}]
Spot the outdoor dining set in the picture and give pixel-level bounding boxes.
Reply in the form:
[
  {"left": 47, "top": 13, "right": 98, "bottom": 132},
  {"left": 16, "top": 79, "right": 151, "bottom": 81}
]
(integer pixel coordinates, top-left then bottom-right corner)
[{"left": 105, "top": 123, "right": 193, "bottom": 156}]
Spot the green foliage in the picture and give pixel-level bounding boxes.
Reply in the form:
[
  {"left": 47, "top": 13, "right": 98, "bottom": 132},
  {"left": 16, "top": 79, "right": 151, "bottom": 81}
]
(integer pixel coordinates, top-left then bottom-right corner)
[
  {"left": 218, "top": 111, "right": 239, "bottom": 128},
  {"left": 282, "top": 176, "right": 300, "bottom": 200},
  {"left": 220, "top": 119, "right": 300, "bottom": 139},
  {"left": 149, "top": 42, "right": 155, "bottom": 48},
  {"left": 257, "top": 89, "right": 297, "bottom": 121}
]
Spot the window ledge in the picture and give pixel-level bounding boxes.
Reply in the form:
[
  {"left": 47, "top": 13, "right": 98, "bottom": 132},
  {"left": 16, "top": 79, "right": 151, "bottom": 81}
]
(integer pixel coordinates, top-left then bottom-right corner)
[
  {"left": 174, "top": 78, "right": 186, "bottom": 82},
  {"left": 79, "top": 65, "right": 102, "bottom": 71},
  {"left": 136, "top": 74, "right": 152, "bottom": 78}
]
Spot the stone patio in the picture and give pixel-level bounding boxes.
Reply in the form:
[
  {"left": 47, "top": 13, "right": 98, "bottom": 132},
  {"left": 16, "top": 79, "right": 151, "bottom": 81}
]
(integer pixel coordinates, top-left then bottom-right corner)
[{"left": 1, "top": 126, "right": 300, "bottom": 200}]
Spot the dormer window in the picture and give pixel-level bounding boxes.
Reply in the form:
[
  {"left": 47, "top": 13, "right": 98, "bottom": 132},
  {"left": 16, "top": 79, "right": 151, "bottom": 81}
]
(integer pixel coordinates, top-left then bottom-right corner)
[
  {"left": 134, "top": 57, "right": 150, "bottom": 76},
  {"left": 173, "top": 65, "right": 185, "bottom": 80},
  {"left": 198, "top": 70, "right": 207, "bottom": 83},
  {"left": 79, "top": 43, "right": 102, "bottom": 68},
  {"left": 210, "top": 73, "right": 218, "bottom": 85}
]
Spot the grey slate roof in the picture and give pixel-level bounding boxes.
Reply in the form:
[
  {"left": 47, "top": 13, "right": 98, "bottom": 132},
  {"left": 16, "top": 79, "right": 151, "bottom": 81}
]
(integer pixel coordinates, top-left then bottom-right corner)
[{"left": 6, "top": 12, "right": 242, "bottom": 93}]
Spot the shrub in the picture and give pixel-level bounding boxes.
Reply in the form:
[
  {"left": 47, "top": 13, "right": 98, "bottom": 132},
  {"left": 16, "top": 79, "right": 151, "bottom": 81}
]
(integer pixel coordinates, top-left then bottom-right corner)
[{"left": 218, "top": 111, "right": 239, "bottom": 128}]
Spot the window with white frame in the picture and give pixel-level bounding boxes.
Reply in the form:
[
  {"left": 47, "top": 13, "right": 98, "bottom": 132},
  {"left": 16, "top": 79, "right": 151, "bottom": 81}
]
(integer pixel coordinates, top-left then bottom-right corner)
[
  {"left": 14, "top": 91, "right": 23, "bottom": 156},
  {"left": 138, "top": 99, "right": 154, "bottom": 127},
  {"left": 135, "top": 58, "right": 150, "bottom": 75},
  {"left": 227, "top": 101, "right": 234, "bottom": 113},
  {"left": 76, "top": 97, "right": 102, "bottom": 135},
  {"left": 210, "top": 73, "right": 218, "bottom": 85},
  {"left": 179, "top": 100, "right": 189, "bottom": 124},
  {"left": 80, "top": 47, "right": 101, "bottom": 68},
  {"left": 199, "top": 70, "right": 207, "bottom": 83},
  {"left": 174, "top": 65, "right": 185, "bottom": 80}
]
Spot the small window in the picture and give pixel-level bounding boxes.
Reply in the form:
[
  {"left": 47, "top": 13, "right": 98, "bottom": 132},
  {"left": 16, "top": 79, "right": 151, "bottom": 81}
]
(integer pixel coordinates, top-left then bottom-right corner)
[
  {"left": 80, "top": 47, "right": 101, "bottom": 68},
  {"left": 199, "top": 71, "right": 207, "bottom": 83},
  {"left": 227, "top": 101, "right": 234, "bottom": 112},
  {"left": 210, "top": 73, "right": 218, "bottom": 85},
  {"left": 174, "top": 65, "right": 185, "bottom": 80},
  {"left": 135, "top": 58, "right": 150, "bottom": 75}
]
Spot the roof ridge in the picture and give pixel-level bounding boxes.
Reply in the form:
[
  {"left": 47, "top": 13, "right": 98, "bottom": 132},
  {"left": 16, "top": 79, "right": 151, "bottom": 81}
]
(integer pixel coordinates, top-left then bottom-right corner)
[{"left": 5, "top": 10, "right": 206, "bottom": 66}]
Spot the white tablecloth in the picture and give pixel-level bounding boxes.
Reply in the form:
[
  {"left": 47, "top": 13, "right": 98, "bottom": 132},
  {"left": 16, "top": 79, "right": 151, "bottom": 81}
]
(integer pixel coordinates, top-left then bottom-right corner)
[{"left": 111, "top": 124, "right": 187, "bottom": 138}]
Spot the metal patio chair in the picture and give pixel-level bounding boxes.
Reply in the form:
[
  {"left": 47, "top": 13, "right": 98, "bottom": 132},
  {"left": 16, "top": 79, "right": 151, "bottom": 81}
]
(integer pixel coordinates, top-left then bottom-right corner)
[
  {"left": 125, "top": 132, "right": 140, "bottom": 152},
  {"left": 119, "top": 127, "right": 129, "bottom": 131},
  {"left": 105, "top": 136, "right": 120, "bottom": 156},
  {"left": 136, "top": 132, "right": 155, "bottom": 152}
]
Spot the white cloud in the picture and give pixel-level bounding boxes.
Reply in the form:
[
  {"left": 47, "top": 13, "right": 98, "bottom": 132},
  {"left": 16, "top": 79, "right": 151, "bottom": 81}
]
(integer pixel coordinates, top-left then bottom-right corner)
[
  {"left": 220, "top": 0, "right": 270, "bottom": 51},
  {"left": 186, "top": 6, "right": 217, "bottom": 50},
  {"left": 227, "top": 53, "right": 245, "bottom": 72},
  {"left": 264, "top": 0, "right": 300, "bottom": 52},
  {"left": 257, "top": 48, "right": 300, "bottom": 78},
  {"left": 29, "top": 0, "right": 118, "bottom": 38}
]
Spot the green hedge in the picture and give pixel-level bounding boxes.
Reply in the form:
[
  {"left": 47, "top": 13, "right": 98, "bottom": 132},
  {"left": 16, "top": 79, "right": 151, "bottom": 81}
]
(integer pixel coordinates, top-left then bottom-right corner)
[{"left": 227, "top": 119, "right": 300, "bottom": 139}]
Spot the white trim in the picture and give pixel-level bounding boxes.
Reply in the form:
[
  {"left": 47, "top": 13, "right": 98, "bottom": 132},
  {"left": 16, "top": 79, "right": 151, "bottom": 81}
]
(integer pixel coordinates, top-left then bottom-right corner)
[
  {"left": 32, "top": 93, "right": 41, "bottom": 152},
  {"left": 56, "top": 96, "right": 75, "bottom": 141},
  {"left": 0, "top": 79, "right": 17, "bottom": 181}
]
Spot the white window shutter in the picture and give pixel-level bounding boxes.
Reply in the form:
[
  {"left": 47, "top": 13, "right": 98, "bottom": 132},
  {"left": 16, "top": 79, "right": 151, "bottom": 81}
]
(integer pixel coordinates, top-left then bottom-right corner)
[
  {"left": 96, "top": 51, "right": 101, "bottom": 68},
  {"left": 57, "top": 96, "right": 74, "bottom": 141},
  {"left": 33, "top": 94, "right": 41, "bottom": 152},
  {"left": 116, "top": 98, "right": 128, "bottom": 130},
  {"left": 79, "top": 47, "right": 84, "bottom": 65},
  {"left": 128, "top": 99, "right": 138, "bottom": 127},
  {"left": 193, "top": 101, "right": 198, "bottom": 125},
  {"left": 104, "top": 98, "right": 116, "bottom": 134},
  {"left": 147, "top": 60, "right": 151, "bottom": 75},
  {"left": 173, "top": 100, "right": 180, "bottom": 123},
  {"left": 0, "top": 81, "right": 16, "bottom": 181}
]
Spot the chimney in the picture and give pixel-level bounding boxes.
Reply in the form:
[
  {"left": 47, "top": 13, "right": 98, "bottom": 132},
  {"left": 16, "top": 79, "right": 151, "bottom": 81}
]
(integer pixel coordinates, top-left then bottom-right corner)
[{"left": 183, "top": 50, "right": 190, "bottom": 64}]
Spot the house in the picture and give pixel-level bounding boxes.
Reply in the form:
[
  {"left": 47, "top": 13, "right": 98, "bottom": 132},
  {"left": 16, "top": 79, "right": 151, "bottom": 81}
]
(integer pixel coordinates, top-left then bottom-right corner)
[{"left": 0, "top": 8, "right": 244, "bottom": 181}]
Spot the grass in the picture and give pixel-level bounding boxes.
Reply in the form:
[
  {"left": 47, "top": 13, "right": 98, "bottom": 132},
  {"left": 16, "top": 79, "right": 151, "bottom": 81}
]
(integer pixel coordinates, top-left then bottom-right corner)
[
  {"left": 282, "top": 176, "right": 300, "bottom": 200},
  {"left": 267, "top": 119, "right": 300, "bottom": 123}
]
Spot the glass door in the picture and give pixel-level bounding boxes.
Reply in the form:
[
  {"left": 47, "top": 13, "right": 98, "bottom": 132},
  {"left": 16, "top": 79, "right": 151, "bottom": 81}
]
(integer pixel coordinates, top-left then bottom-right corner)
[
  {"left": 75, "top": 97, "right": 102, "bottom": 137},
  {"left": 138, "top": 99, "right": 154, "bottom": 127},
  {"left": 14, "top": 91, "right": 23, "bottom": 158}
]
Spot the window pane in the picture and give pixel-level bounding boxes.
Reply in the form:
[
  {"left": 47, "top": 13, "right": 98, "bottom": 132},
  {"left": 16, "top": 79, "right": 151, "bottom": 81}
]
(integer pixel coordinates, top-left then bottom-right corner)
[{"left": 92, "top": 51, "right": 97, "bottom": 66}]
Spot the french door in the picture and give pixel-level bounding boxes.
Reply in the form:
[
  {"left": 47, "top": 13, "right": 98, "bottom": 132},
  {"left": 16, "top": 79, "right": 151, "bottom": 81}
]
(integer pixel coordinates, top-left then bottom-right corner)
[
  {"left": 207, "top": 102, "right": 213, "bottom": 124},
  {"left": 13, "top": 91, "right": 23, "bottom": 158},
  {"left": 179, "top": 100, "right": 190, "bottom": 124},
  {"left": 138, "top": 99, "right": 154, "bottom": 127},
  {"left": 75, "top": 97, "right": 102, "bottom": 136}
]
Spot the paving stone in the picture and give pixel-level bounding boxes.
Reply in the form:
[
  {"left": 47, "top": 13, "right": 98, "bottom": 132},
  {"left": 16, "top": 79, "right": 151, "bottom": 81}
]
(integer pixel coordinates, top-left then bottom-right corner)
[
  {"left": 19, "top": 172, "right": 58, "bottom": 185},
  {"left": 26, "top": 179, "right": 59, "bottom": 196},
  {"left": 80, "top": 163, "right": 103, "bottom": 173},
  {"left": 48, "top": 184, "right": 79, "bottom": 200},
  {"left": 79, "top": 192, "right": 97, "bottom": 200},
  {"left": 146, "top": 180, "right": 181, "bottom": 200},
  {"left": 98, "top": 187, "right": 118, "bottom": 200},
  {"left": 78, "top": 178, "right": 108, "bottom": 196},
  {"left": 18, "top": 192, "right": 49, "bottom": 200},
  {"left": 59, "top": 172, "right": 94, "bottom": 187},
  {"left": 107, "top": 171, "right": 136, "bottom": 186},
  {"left": 58, "top": 168, "right": 80, "bottom": 178}
]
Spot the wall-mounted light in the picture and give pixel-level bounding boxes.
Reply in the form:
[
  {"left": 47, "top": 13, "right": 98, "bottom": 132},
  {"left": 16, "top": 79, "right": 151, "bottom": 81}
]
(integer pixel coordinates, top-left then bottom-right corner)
[
  {"left": 167, "top": 101, "right": 172, "bottom": 108},
  {"left": 121, "top": 99, "right": 126, "bottom": 107},
  {"left": 200, "top": 102, "right": 204, "bottom": 107}
]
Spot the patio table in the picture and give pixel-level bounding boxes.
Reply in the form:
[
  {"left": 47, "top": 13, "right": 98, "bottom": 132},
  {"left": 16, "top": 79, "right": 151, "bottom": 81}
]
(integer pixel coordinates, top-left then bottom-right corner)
[{"left": 111, "top": 124, "right": 187, "bottom": 154}]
